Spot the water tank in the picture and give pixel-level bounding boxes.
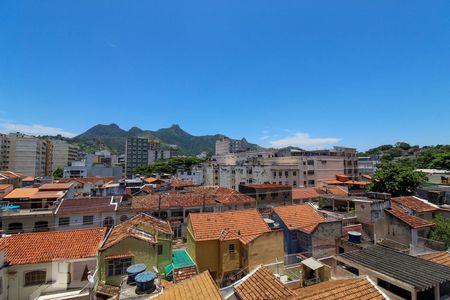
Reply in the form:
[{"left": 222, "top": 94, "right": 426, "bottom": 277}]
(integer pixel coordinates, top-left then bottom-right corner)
[
  {"left": 126, "top": 264, "right": 147, "bottom": 285},
  {"left": 135, "top": 271, "right": 157, "bottom": 294},
  {"left": 348, "top": 231, "right": 362, "bottom": 243}
]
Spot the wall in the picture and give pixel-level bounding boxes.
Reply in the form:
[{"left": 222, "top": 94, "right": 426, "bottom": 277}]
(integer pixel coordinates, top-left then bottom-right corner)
[
  {"left": 247, "top": 230, "right": 284, "bottom": 270},
  {"left": 384, "top": 214, "right": 412, "bottom": 246},
  {"left": 311, "top": 221, "right": 342, "bottom": 259},
  {"left": 55, "top": 212, "right": 116, "bottom": 230}
]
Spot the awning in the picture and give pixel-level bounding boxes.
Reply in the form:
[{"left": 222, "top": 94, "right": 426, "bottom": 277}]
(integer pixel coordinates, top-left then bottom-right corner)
[{"left": 302, "top": 257, "right": 323, "bottom": 270}]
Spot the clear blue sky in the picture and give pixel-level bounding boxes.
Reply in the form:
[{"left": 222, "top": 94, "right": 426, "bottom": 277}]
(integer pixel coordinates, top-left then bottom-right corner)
[{"left": 1, "top": 0, "right": 449, "bottom": 151}]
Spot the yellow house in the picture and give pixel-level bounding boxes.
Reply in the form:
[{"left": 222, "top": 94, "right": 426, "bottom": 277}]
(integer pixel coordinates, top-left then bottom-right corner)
[{"left": 186, "top": 209, "right": 284, "bottom": 286}]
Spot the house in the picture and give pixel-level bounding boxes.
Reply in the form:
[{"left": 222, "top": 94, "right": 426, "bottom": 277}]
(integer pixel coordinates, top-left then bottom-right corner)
[
  {"left": 186, "top": 209, "right": 284, "bottom": 286},
  {"left": 54, "top": 196, "right": 120, "bottom": 230},
  {"left": 272, "top": 204, "right": 342, "bottom": 258},
  {"left": 0, "top": 171, "right": 24, "bottom": 188},
  {"left": 337, "top": 245, "right": 450, "bottom": 300},
  {"left": 320, "top": 174, "right": 371, "bottom": 195},
  {"left": 418, "top": 251, "right": 450, "bottom": 267},
  {"left": 38, "top": 182, "right": 74, "bottom": 199},
  {"left": 383, "top": 202, "right": 434, "bottom": 248},
  {"left": 239, "top": 184, "right": 292, "bottom": 208},
  {"left": 0, "top": 227, "right": 106, "bottom": 300},
  {"left": 0, "top": 184, "right": 13, "bottom": 199},
  {"left": 119, "top": 186, "right": 256, "bottom": 238},
  {"left": 1, "top": 187, "right": 65, "bottom": 233},
  {"left": 153, "top": 271, "right": 223, "bottom": 300},
  {"left": 392, "top": 196, "right": 442, "bottom": 220},
  {"left": 291, "top": 188, "right": 320, "bottom": 204},
  {"left": 96, "top": 213, "right": 173, "bottom": 289},
  {"left": 58, "top": 177, "right": 115, "bottom": 197}
]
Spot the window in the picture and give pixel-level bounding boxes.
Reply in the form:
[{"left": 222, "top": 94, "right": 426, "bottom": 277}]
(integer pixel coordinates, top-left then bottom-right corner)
[
  {"left": 33, "top": 221, "right": 49, "bottom": 232},
  {"left": 103, "top": 217, "right": 114, "bottom": 227},
  {"left": 229, "top": 243, "right": 235, "bottom": 253},
  {"left": 107, "top": 258, "right": 132, "bottom": 276},
  {"left": 271, "top": 192, "right": 278, "bottom": 198},
  {"left": 8, "top": 222, "right": 23, "bottom": 233},
  {"left": 285, "top": 171, "right": 288, "bottom": 177},
  {"left": 24, "top": 270, "right": 46, "bottom": 286},
  {"left": 83, "top": 215, "right": 94, "bottom": 225},
  {"left": 293, "top": 171, "right": 297, "bottom": 176},
  {"left": 59, "top": 217, "right": 70, "bottom": 227},
  {"left": 157, "top": 244, "right": 163, "bottom": 255},
  {"left": 307, "top": 170, "right": 315, "bottom": 175},
  {"left": 307, "top": 160, "right": 314, "bottom": 165}
]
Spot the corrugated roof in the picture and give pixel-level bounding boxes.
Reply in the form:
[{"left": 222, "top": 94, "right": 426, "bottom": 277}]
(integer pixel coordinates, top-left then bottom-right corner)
[
  {"left": 3, "top": 188, "right": 39, "bottom": 199},
  {"left": 56, "top": 197, "right": 117, "bottom": 215},
  {"left": 339, "top": 245, "right": 450, "bottom": 291},
  {"left": 39, "top": 183, "right": 73, "bottom": 190}
]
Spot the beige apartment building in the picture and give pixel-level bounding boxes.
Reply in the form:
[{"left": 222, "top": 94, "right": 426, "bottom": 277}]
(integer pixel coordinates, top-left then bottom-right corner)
[{"left": 51, "top": 139, "right": 79, "bottom": 170}]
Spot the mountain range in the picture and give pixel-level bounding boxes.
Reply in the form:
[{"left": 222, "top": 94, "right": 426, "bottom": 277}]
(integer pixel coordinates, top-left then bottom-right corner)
[{"left": 71, "top": 123, "right": 260, "bottom": 155}]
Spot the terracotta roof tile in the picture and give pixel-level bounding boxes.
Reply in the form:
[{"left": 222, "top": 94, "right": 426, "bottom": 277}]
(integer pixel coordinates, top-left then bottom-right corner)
[
  {"left": 131, "top": 187, "right": 255, "bottom": 211},
  {"left": 392, "top": 196, "right": 439, "bottom": 213},
  {"left": 3, "top": 188, "right": 39, "bottom": 199},
  {"left": 56, "top": 197, "right": 117, "bottom": 215},
  {"left": 273, "top": 204, "right": 326, "bottom": 233},
  {"left": 189, "top": 209, "right": 270, "bottom": 242},
  {"left": 316, "top": 186, "right": 348, "bottom": 196},
  {"left": 385, "top": 203, "right": 433, "bottom": 229},
  {"left": 154, "top": 271, "right": 222, "bottom": 300},
  {"left": 0, "top": 184, "right": 12, "bottom": 190},
  {"left": 39, "top": 183, "right": 73, "bottom": 190},
  {"left": 173, "top": 265, "right": 199, "bottom": 283},
  {"left": 2, "top": 228, "right": 106, "bottom": 265},
  {"left": 29, "top": 190, "right": 65, "bottom": 199},
  {"left": 101, "top": 213, "right": 173, "bottom": 250},
  {"left": 58, "top": 177, "right": 115, "bottom": 184},
  {"left": 292, "top": 277, "right": 386, "bottom": 300},
  {"left": 292, "top": 188, "right": 320, "bottom": 200},
  {"left": 234, "top": 266, "right": 296, "bottom": 300},
  {"left": 419, "top": 251, "right": 450, "bottom": 267},
  {"left": 166, "top": 178, "right": 194, "bottom": 188}
]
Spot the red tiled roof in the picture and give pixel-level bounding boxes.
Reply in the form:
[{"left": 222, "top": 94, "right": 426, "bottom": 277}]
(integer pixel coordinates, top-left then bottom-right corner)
[
  {"left": 131, "top": 187, "right": 255, "bottom": 211},
  {"left": 0, "top": 184, "right": 12, "bottom": 190},
  {"left": 1, "top": 228, "right": 106, "bottom": 265},
  {"left": 321, "top": 179, "right": 370, "bottom": 186},
  {"left": 39, "top": 183, "right": 73, "bottom": 191},
  {"left": 316, "top": 186, "right": 348, "bottom": 196},
  {"left": 292, "top": 188, "right": 320, "bottom": 200},
  {"left": 419, "top": 252, "right": 450, "bottom": 267},
  {"left": 166, "top": 178, "right": 194, "bottom": 188},
  {"left": 273, "top": 204, "right": 326, "bottom": 233},
  {"left": 189, "top": 209, "right": 270, "bottom": 244},
  {"left": 101, "top": 213, "right": 173, "bottom": 250},
  {"left": 56, "top": 197, "right": 117, "bottom": 215},
  {"left": 243, "top": 184, "right": 291, "bottom": 189},
  {"left": 392, "top": 196, "right": 439, "bottom": 213},
  {"left": 234, "top": 266, "right": 296, "bottom": 300},
  {"left": 144, "top": 177, "right": 164, "bottom": 184},
  {"left": 385, "top": 203, "right": 433, "bottom": 229},
  {"left": 292, "top": 277, "right": 385, "bottom": 300},
  {"left": 3, "top": 188, "right": 39, "bottom": 199},
  {"left": 173, "top": 265, "right": 199, "bottom": 283}
]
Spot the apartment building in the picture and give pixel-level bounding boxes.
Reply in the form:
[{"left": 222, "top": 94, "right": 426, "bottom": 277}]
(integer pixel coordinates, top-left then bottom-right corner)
[
  {"left": 358, "top": 155, "right": 381, "bottom": 176},
  {"left": 0, "top": 134, "right": 10, "bottom": 171},
  {"left": 204, "top": 148, "right": 354, "bottom": 190},
  {"left": 215, "top": 136, "right": 257, "bottom": 155},
  {"left": 6, "top": 133, "right": 51, "bottom": 177},
  {"left": 51, "top": 139, "right": 79, "bottom": 170}
]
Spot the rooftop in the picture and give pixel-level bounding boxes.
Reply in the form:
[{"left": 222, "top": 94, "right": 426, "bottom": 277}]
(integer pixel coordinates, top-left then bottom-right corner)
[
  {"left": 101, "top": 213, "right": 173, "bottom": 250},
  {"left": 0, "top": 184, "right": 13, "bottom": 191},
  {"left": 385, "top": 203, "right": 433, "bottom": 229},
  {"left": 338, "top": 245, "right": 450, "bottom": 291},
  {"left": 153, "top": 271, "right": 223, "bottom": 300},
  {"left": 29, "top": 190, "right": 66, "bottom": 199},
  {"left": 292, "top": 188, "right": 320, "bottom": 200},
  {"left": 273, "top": 204, "right": 327, "bottom": 233},
  {"left": 392, "top": 196, "right": 439, "bottom": 213},
  {"left": 39, "top": 183, "right": 73, "bottom": 191},
  {"left": 243, "top": 184, "right": 291, "bottom": 189},
  {"left": 58, "top": 177, "right": 115, "bottom": 184},
  {"left": 418, "top": 251, "right": 450, "bottom": 267},
  {"left": 292, "top": 277, "right": 386, "bottom": 300},
  {"left": 233, "top": 266, "right": 296, "bottom": 300},
  {"left": 0, "top": 227, "right": 106, "bottom": 265},
  {"left": 56, "top": 197, "right": 118, "bottom": 215},
  {"left": 3, "top": 188, "right": 39, "bottom": 199},
  {"left": 189, "top": 209, "right": 270, "bottom": 244}
]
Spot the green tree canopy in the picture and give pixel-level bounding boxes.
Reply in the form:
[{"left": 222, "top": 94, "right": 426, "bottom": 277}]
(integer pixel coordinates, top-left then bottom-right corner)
[
  {"left": 134, "top": 156, "right": 205, "bottom": 177},
  {"left": 369, "top": 162, "right": 428, "bottom": 197},
  {"left": 53, "top": 167, "right": 63, "bottom": 179},
  {"left": 429, "top": 214, "right": 450, "bottom": 248}
]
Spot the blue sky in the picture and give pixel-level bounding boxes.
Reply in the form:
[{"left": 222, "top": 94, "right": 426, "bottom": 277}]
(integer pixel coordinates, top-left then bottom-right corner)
[{"left": 0, "top": 0, "right": 449, "bottom": 151}]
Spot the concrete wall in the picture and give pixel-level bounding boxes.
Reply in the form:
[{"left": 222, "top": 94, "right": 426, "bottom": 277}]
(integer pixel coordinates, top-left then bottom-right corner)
[
  {"left": 55, "top": 212, "right": 117, "bottom": 230},
  {"left": 312, "top": 221, "right": 342, "bottom": 259},
  {"left": 247, "top": 230, "right": 284, "bottom": 270}
]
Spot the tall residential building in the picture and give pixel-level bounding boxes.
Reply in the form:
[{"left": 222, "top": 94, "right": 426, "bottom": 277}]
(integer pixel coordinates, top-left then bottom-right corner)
[
  {"left": 0, "top": 134, "right": 11, "bottom": 171},
  {"left": 125, "top": 137, "right": 149, "bottom": 176},
  {"left": 358, "top": 155, "right": 381, "bottom": 176},
  {"left": 51, "top": 140, "right": 79, "bottom": 170},
  {"left": 215, "top": 137, "right": 257, "bottom": 155},
  {"left": 6, "top": 133, "right": 50, "bottom": 177}
]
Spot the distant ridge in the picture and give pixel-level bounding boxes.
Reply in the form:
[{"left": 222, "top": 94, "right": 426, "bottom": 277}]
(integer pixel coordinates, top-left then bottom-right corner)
[{"left": 72, "top": 123, "right": 260, "bottom": 155}]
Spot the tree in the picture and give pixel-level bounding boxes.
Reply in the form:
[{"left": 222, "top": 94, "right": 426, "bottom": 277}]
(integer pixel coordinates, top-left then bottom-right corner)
[
  {"left": 53, "top": 167, "right": 63, "bottom": 179},
  {"left": 369, "top": 162, "right": 428, "bottom": 197},
  {"left": 134, "top": 156, "right": 205, "bottom": 176},
  {"left": 429, "top": 214, "right": 450, "bottom": 248},
  {"left": 429, "top": 152, "right": 450, "bottom": 170}
]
